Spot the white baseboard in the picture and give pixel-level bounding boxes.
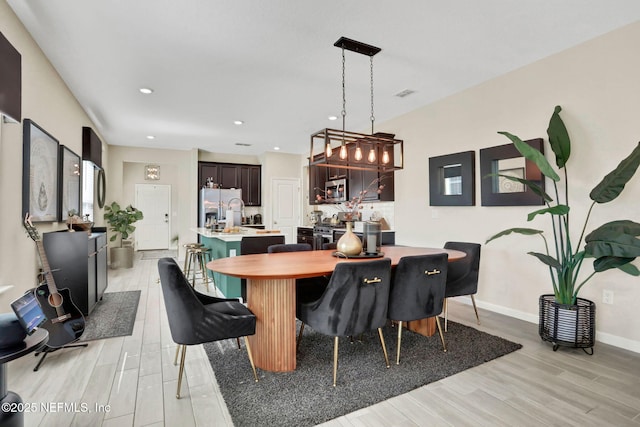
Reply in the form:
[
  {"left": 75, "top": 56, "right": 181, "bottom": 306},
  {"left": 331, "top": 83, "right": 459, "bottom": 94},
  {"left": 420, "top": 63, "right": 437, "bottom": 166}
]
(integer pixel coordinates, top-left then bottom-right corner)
[{"left": 455, "top": 297, "right": 640, "bottom": 354}]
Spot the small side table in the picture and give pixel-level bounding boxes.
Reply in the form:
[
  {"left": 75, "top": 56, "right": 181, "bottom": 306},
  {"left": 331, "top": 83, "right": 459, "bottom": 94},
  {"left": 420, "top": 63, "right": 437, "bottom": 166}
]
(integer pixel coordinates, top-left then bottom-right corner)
[{"left": 0, "top": 329, "right": 48, "bottom": 427}]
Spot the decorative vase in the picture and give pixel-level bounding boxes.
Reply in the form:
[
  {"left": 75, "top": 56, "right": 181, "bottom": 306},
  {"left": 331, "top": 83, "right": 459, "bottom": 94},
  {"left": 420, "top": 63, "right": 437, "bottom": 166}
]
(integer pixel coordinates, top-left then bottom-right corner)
[
  {"left": 110, "top": 246, "right": 134, "bottom": 269},
  {"left": 336, "top": 221, "right": 362, "bottom": 256},
  {"left": 538, "top": 294, "right": 595, "bottom": 354}
]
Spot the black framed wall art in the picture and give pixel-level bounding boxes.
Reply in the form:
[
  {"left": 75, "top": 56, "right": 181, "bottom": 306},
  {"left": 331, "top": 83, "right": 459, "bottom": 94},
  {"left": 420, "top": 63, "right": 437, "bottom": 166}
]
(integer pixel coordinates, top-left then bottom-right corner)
[
  {"left": 22, "top": 119, "right": 60, "bottom": 222},
  {"left": 429, "top": 150, "right": 475, "bottom": 206},
  {"left": 59, "top": 145, "right": 81, "bottom": 221},
  {"left": 479, "top": 138, "right": 545, "bottom": 206}
]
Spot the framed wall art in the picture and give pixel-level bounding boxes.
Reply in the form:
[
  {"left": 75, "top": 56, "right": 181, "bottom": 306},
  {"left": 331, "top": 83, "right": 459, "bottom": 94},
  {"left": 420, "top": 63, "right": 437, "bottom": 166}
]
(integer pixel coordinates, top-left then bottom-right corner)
[
  {"left": 479, "top": 138, "right": 545, "bottom": 206},
  {"left": 59, "top": 145, "right": 81, "bottom": 221},
  {"left": 428, "top": 150, "right": 475, "bottom": 206},
  {"left": 22, "top": 119, "right": 60, "bottom": 222}
]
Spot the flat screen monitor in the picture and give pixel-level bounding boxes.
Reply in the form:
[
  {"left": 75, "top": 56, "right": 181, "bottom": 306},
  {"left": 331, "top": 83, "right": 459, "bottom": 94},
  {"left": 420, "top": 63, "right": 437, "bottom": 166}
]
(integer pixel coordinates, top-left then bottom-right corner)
[{"left": 11, "top": 291, "right": 47, "bottom": 335}]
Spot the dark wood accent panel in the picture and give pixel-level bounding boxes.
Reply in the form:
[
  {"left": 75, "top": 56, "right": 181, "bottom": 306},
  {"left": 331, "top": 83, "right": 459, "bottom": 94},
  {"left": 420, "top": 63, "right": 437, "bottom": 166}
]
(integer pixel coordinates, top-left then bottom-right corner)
[
  {"left": 239, "top": 165, "right": 262, "bottom": 206},
  {"left": 198, "top": 163, "right": 219, "bottom": 189},
  {"left": 198, "top": 161, "right": 262, "bottom": 205},
  {"left": 82, "top": 127, "right": 102, "bottom": 169},
  {"left": 308, "top": 165, "right": 327, "bottom": 205},
  {"left": 0, "top": 31, "right": 21, "bottom": 122},
  {"left": 219, "top": 164, "right": 240, "bottom": 188}
]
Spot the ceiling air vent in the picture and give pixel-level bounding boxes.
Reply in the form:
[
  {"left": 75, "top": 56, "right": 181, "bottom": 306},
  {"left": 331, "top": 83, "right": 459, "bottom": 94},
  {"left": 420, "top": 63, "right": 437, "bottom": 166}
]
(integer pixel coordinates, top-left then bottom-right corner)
[
  {"left": 394, "top": 89, "right": 415, "bottom": 98},
  {"left": 235, "top": 143, "right": 252, "bottom": 147}
]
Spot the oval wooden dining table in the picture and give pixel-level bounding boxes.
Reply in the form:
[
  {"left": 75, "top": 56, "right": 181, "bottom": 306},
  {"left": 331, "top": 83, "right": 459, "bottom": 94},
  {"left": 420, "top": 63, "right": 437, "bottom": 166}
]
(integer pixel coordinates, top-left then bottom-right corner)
[{"left": 206, "top": 246, "right": 466, "bottom": 372}]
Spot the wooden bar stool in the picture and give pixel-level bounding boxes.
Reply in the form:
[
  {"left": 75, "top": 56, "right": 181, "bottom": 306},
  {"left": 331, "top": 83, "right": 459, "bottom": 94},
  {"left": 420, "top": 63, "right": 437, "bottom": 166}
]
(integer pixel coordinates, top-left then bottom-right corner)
[{"left": 185, "top": 246, "right": 214, "bottom": 294}]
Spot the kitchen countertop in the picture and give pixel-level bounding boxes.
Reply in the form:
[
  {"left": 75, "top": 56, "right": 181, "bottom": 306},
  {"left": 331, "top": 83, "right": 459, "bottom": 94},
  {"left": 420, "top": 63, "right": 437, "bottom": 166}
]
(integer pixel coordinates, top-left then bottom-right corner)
[{"left": 192, "top": 227, "right": 284, "bottom": 242}]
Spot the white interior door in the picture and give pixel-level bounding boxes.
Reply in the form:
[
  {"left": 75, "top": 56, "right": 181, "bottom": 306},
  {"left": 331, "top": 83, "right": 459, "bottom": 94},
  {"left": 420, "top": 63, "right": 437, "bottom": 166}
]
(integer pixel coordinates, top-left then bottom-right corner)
[
  {"left": 271, "top": 178, "right": 300, "bottom": 244},
  {"left": 135, "top": 184, "right": 171, "bottom": 250}
]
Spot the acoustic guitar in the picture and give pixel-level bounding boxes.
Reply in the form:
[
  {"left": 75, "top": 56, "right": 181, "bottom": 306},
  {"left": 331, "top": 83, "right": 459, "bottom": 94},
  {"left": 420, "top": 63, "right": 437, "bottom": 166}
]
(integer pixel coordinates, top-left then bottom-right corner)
[{"left": 23, "top": 213, "right": 86, "bottom": 347}]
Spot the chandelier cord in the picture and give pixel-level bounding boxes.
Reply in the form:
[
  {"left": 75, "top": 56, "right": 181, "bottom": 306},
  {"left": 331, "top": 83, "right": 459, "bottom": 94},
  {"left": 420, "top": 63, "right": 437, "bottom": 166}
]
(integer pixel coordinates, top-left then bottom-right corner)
[
  {"left": 370, "top": 56, "right": 375, "bottom": 135},
  {"left": 341, "top": 46, "right": 346, "bottom": 137}
]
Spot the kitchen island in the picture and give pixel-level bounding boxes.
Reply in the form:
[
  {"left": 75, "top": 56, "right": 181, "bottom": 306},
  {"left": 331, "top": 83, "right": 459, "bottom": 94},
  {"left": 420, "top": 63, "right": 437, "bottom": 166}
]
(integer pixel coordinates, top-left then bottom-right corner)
[{"left": 192, "top": 227, "right": 285, "bottom": 297}]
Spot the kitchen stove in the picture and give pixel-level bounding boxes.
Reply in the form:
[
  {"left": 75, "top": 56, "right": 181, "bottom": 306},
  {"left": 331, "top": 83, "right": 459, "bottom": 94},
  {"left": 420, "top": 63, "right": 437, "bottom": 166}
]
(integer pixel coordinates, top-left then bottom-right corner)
[{"left": 312, "top": 222, "right": 348, "bottom": 250}]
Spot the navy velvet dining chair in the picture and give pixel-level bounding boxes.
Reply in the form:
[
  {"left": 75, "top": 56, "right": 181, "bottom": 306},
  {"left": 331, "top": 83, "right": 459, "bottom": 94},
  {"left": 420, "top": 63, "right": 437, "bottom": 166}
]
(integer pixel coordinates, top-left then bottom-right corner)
[
  {"left": 297, "top": 258, "right": 392, "bottom": 386},
  {"left": 267, "top": 243, "right": 329, "bottom": 317},
  {"left": 388, "top": 253, "right": 448, "bottom": 364},
  {"left": 157, "top": 257, "right": 258, "bottom": 398},
  {"left": 239, "top": 235, "right": 285, "bottom": 301},
  {"left": 443, "top": 241, "right": 481, "bottom": 331}
]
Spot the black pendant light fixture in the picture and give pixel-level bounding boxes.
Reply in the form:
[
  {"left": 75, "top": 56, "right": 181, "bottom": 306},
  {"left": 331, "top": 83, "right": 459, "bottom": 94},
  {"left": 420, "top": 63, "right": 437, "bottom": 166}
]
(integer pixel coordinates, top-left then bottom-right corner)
[{"left": 310, "top": 37, "right": 403, "bottom": 172}]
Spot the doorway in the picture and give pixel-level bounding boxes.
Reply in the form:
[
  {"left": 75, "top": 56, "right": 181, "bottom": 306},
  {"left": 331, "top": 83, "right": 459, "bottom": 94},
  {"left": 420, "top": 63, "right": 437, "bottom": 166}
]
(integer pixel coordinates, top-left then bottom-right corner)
[
  {"left": 135, "top": 184, "right": 171, "bottom": 250},
  {"left": 271, "top": 178, "right": 300, "bottom": 244}
]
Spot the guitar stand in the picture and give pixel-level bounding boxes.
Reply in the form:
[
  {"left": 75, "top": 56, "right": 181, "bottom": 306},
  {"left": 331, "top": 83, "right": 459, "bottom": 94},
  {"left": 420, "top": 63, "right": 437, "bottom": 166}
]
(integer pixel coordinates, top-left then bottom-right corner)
[{"left": 33, "top": 342, "right": 88, "bottom": 372}]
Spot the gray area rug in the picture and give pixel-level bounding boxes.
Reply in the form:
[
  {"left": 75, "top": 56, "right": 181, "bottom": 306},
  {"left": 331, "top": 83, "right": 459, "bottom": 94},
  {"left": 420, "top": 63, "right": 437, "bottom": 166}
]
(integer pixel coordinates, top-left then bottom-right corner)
[
  {"left": 204, "top": 320, "right": 522, "bottom": 427},
  {"left": 80, "top": 291, "right": 141, "bottom": 342},
  {"left": 141, "top": 250, "right": 178, "bottom": 260}
]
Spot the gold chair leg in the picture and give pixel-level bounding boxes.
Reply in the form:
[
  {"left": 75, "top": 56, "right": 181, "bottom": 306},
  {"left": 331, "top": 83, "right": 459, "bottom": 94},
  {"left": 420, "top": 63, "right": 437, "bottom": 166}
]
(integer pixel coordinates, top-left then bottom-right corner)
[
  {"left": 183, "top": 247, "right": 189, "bottom": 272},
  {"left": 471, "top": 295, "right": 480, "bottom": 325},
  {"left": 333, "top": 336, "right": 339, "bottom": 387},
  {"left": 444, "top": 298, "right": 449, "bottom": 332},
  {"left": 396, "top": 321, "right": 403, "bottom": 365},
  {"left": 176, "top": 345, "right": 187, "bottom": 399},
  {"left": 243, "top": 336, "right": 259, "bottom": 382},
  {"left": 296, "top": 322, "right": 305, "bottom": 352},
  {"left": 435, "top": 316, "right": 447, "bottom": 352},
  {"left": 199, "top": 254, "right": 210, "bottom": 292},
  {"left": 186, "top": 252, "right": 195, "bottom": 287},
  {"left": 173, "top": 344, "right": 181, "bottom": 365},
  {"left": 377, "top": 328, "right": 390, "bottom": 368}
]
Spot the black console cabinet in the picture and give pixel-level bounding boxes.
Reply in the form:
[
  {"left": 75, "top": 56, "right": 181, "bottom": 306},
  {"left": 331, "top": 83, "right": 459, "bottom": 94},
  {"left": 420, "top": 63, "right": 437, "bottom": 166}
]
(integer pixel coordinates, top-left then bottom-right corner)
[{"left": 42, "top": 231, "right": 108, "bottom": 316}]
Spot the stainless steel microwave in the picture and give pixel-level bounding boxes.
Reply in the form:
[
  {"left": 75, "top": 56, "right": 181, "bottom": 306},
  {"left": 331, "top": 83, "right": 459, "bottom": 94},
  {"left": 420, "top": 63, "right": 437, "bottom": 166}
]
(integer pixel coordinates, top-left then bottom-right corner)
[{"left": 325, "top": 178, "right": 348, "bottom": 202}]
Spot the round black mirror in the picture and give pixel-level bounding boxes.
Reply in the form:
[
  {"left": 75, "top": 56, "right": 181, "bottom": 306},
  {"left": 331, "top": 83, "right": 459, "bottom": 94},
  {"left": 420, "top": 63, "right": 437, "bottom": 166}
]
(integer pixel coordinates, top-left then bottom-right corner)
[{"left": 97, "top": 168, "right": 106, "bottom": 208}]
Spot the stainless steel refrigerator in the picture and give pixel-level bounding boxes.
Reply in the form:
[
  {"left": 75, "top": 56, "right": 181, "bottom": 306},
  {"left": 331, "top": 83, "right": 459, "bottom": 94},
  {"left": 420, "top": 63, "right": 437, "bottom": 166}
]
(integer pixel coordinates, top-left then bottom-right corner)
[{"left": 199, "top": 188, "right": 243, "bottom": 227}]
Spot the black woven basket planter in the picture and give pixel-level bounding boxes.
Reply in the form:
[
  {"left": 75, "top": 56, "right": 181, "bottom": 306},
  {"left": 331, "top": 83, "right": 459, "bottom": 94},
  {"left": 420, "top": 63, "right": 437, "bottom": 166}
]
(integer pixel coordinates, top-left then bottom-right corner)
[{"left": 538, "top": 294, "right": 595, "bottom": 355}]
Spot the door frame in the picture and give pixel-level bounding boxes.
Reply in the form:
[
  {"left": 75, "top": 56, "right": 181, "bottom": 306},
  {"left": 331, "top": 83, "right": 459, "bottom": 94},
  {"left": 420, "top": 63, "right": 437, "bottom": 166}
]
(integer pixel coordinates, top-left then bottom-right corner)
[
  {"left": 270, "top": 177, "right": 301, "bottom": 244},
  {"left": 134, "top": 183, "right": 172, "bottom": 250}
]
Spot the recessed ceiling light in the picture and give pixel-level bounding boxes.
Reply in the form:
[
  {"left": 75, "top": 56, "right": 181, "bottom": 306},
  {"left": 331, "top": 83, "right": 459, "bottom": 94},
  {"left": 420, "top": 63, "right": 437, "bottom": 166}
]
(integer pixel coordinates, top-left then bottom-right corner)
[
  {"left": 139, "top": 87, "right": 154, "bottom": 94},
  {"left": 146, "top": 135, "right": 155, "bottom": 140},
  {"left": 274, "top": 146, "right": 280, "bottom": 151},
  {"left": 233, "top": 120, "right": 244, "bottom": 125},
  {"left": 328, "top": 115, "right": 338, "bottom": 121}
]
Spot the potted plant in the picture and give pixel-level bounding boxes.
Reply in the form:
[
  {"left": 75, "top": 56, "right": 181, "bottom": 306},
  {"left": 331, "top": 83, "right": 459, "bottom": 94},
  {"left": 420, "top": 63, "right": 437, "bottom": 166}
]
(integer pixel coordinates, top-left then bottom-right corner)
[
  {"left": 486, "top": 105, "right": 640, "bottom": 353},
  {"left": 104, "top": 202, "right": 144, "bottom": 269}
]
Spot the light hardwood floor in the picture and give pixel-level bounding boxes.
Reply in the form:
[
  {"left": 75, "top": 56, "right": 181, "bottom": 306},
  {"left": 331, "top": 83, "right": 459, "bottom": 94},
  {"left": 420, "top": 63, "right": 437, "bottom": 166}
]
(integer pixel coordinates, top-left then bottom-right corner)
[{"left": 7, "top": 254, "right": 640, "bottom": 426}]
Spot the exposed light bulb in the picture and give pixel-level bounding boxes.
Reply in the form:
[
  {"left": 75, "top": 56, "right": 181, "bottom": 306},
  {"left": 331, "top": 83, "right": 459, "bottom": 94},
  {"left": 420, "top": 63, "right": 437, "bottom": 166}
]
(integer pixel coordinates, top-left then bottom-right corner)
[
  {"left": 382, "top": 149, "right": 390, "bottom": 164},
  {"left": 339, "top": 144, "right": 348, "bottom": 160},
  {"left": 354, "top": 145, "right": 363, "bottom": 161},
  {"left": 368, "top": 148, "right": 376, "bottom": 163},
  {"left": 325, "top": 142, "right": 333, "bottom": 157}
]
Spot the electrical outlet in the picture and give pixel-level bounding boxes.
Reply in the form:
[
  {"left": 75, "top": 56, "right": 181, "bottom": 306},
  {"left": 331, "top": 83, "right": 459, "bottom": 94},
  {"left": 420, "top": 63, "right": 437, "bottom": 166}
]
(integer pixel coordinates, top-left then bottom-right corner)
[{"left": 602, "top": 289, "right": 614, "bottom": 304}]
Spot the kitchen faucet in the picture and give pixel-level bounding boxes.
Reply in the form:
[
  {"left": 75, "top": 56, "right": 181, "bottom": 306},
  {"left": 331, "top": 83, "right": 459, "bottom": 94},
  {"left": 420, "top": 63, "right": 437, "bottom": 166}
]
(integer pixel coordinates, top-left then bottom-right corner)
[{"left": 228, "top": 197, "right": 245, "bottom": 223}]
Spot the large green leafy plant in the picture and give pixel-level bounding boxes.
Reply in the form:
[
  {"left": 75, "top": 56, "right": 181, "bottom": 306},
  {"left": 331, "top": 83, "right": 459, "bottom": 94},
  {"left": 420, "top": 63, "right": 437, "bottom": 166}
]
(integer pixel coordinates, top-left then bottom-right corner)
[
  {"left": 103, "top": 202, "right": 144, "bottom": 247},
  {"left": 486, "top": 106, "right": 640, "bottom": 304}
]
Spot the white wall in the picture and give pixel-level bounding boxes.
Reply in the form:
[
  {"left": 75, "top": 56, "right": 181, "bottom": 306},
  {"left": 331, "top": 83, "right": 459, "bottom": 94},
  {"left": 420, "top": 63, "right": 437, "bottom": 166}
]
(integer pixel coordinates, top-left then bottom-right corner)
[
  {"left": 0, "top": 2, "right": 104, "bottom": 309},
  {"left": 260, "top": 152, "right": 306, "bottom": 228},
  {"left": 106, "top": 146, "right": 196, "bottom": 259},
  {"left": 378, "top": 21, "right": 640, "bottom": 351}
]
